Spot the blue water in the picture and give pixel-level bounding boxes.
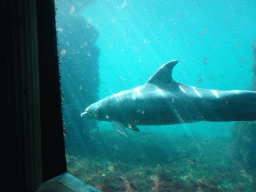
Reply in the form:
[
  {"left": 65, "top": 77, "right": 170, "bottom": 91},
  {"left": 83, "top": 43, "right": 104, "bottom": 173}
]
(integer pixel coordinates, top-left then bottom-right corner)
[{"left": 81, "top": 0, "right": 256, "bottom": 137}]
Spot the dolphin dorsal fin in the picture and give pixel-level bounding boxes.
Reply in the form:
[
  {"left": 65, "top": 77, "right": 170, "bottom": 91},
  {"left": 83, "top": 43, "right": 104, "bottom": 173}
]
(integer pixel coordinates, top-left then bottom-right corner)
[{"left": 146, "top": 60, "right": 178, "bottom": 86}]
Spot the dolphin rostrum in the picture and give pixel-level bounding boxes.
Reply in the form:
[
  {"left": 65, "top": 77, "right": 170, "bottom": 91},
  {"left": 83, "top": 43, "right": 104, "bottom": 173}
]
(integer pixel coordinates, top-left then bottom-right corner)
[{"left": 81, "top": 60, "right": 256, "bottom": 137}]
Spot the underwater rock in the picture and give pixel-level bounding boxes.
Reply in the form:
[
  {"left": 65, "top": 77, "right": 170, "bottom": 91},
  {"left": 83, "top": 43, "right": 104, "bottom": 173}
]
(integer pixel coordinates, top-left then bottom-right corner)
[{"left": 56, "top": 4, "right": 100, "bottom": 156}]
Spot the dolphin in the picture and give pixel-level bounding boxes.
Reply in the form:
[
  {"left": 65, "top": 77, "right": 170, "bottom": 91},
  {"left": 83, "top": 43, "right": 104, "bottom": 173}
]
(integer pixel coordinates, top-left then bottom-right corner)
[{"left": 81, "top": 60, "right": 256, "bottom": 137}]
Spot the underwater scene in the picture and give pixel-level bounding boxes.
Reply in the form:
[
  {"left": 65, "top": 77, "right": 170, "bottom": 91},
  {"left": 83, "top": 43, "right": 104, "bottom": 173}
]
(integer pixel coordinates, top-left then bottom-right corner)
[{"left": 55, "top": 0, "right": 256, "bottom": 191}]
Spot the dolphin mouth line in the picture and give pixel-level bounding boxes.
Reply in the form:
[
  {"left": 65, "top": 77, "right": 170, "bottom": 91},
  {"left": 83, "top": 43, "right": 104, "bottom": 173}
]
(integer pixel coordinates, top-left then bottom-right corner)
[
  {"left": 81, "top": 109, "right": 92, "bottom": 117},
  {"left": 81, "top": 107, "right": 98, "bottom": 119},
  {"left": 81, "top": 111, "right": 88, "bottom": 117},
  {"left": 81, "top": 111, "right": 96, "bottom": 119}
]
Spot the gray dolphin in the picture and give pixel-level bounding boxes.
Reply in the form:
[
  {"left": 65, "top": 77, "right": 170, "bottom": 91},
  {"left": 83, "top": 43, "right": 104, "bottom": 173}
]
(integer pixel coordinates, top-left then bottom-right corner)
[{"left": 81, "top": 60, "right": 256, "bottom": 137}]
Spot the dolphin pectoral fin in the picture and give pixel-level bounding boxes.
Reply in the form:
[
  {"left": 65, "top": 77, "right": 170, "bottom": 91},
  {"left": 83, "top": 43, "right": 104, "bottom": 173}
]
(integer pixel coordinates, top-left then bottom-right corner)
[
  {"left": 111, "top": 121, "right": 128, "bottom": 137},
  {"left": 127, "top": 124, "right": 140, "bottom": 132}
]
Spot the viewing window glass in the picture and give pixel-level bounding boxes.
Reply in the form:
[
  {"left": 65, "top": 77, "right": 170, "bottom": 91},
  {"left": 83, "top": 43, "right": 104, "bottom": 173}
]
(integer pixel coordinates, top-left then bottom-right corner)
[{"left": 55, "top": 0, "right": 256, "bottom": 191}]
